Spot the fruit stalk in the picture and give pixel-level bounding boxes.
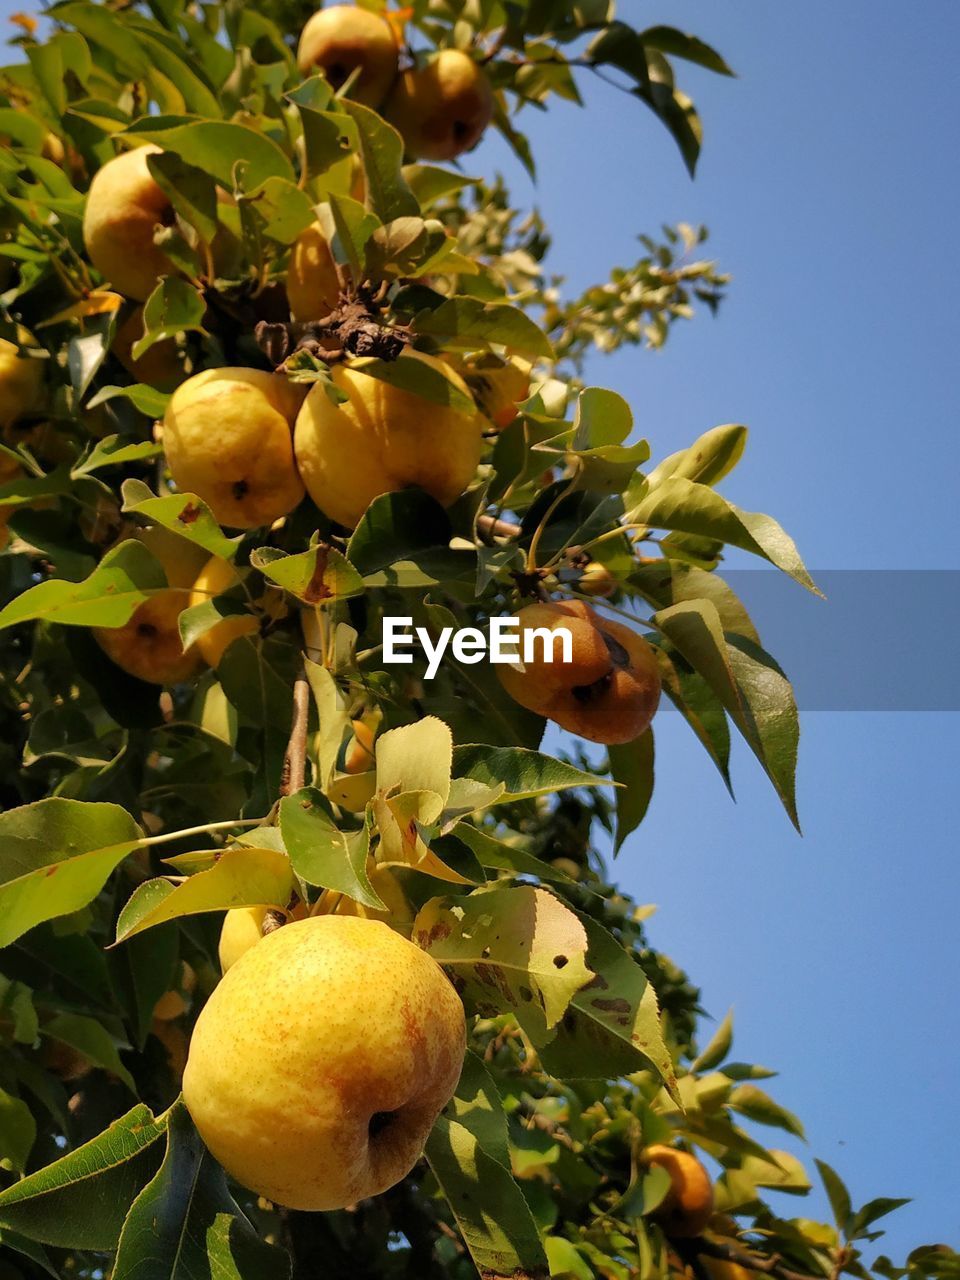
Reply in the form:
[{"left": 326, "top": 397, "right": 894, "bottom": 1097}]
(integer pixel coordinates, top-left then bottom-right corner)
[{"left": 281, "top": 662, "right": 310, "bottom": 797}]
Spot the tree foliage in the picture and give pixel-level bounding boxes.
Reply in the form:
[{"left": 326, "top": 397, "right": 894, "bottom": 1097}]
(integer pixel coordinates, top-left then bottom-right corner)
[{"left": 0, "top": 3, "right": 951, "bottom": 1280}]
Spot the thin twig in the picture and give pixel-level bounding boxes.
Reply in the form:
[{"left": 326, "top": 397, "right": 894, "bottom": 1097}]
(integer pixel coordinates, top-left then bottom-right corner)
[
  {"left": 685, "top": 1236, "right": 828, "bottom": 1280},
  {"left": 280, "top": 663, "right": 310, "bottom": 797}
]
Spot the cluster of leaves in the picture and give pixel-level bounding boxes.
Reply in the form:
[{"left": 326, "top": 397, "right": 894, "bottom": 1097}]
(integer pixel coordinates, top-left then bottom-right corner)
[{"left": 0, "top": 3, "right": 950, "bottom": 1280}]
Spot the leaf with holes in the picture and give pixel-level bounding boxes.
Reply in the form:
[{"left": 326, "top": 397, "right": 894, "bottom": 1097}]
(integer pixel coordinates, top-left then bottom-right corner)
[{"left": 413, "top": 886, "right": 592, "bottom": 1045}]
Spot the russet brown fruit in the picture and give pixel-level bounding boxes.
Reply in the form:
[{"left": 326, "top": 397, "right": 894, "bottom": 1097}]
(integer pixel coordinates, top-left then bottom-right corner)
[
  {"left": 296, "top": 5, "right": 398, "bottom": 108},
  {"left": 496, "top": 598, "right": 661, "bottom": 745},
  {"left": 383, "top": 49, "right": 493, "bottom": 162}
]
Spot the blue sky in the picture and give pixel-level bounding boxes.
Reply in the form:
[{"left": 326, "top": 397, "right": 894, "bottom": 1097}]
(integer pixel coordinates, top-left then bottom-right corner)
[
  {"left": 3, "top": 0, "right": 957, "bottom": 1259},
  {"left": 473, "top": 0, "right": 960, "bottom": 1259}
]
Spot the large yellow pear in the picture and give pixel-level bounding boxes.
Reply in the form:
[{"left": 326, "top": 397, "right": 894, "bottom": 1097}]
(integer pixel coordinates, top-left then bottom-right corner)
[
  {"left": 296, "top": 5, "right": 398, "bottom": 108},
  {"left": 94, "top": 526, "right": 208, "bottom": 685},
  {"left": 163, "top": 368, "right": 306, "bottom": 529},
  {"left": 293, "top": 350, "right": 482, "bottom": 528},
  {"left": 82, "top": 145, "right": 179, "bottom": 301},
  {"left": 286, "top": 222, "right": 341, "bottom": 322},
  {"left": 383, "top": 49, "right": 494, "bottom": 161},
  {"left": 189, "top": 556, "right": 259, "bottom": 667},
  {"left": 0, "top": 337, "right": 44, "bottom": 430},
  {"left": 183, "top": 915, "right": 466, "bottom": 1210}
]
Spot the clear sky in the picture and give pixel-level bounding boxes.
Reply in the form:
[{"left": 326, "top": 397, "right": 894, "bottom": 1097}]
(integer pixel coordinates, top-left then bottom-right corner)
[
  {"left": 3, "top": 0, "right": 958, "bottom": 1260},
  {"left": 473, "top": 0, "right": 960, "bottom": 1259}
]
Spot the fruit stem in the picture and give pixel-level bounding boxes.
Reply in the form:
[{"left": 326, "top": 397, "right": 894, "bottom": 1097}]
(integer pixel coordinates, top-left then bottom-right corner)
[{"left": 140, "top": 818, "right": 263, "bottom": 846}]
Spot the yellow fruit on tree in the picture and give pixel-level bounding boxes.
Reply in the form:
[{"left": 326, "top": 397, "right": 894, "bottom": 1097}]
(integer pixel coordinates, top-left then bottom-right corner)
[
  {"left": 218, "top": 905, "right": 272, "bottom": 973},
  {"left": 0, "top": 336, "right": 44, "bottom": 430},
  {"left": 82, "top": 145, "right": 180, "bottom": 301},
  {"left": 466, "top": 353, "right": 531, "bottom": 429},
  {"left": 344, "top": 713, "right": 378, "bottom": 774},
  {"left": 286, "top": 222, "right": 341, "bottom": 322},
  {"left": 189, "top": 556, "right": 259, "bottom": 667},
  {"left": 497, "top": 599, "right": 661, "bottom": 745},
  {"left": 579, "top": 560, "right": 617, "bottom": 598},
  {"left": 702, "top": 1256, "right": 756, "bottom": 1280},
  {"left": 293, "top": 350, "right": 482, "bottom": 528},
  {"left": 296, "top": 5, "right": 398, "bottom": 108},
  {"left": 163, "top": 368, "right": 306, "bottom": 529},
  {"left": 383, "top": 50, "right": 494, "bottom": 161},
  {"left": 644, "top": 1144, "right": 715, "bottom": 1238},
  {"left": 184, "top": 915, "right": 466, "bottom": 1210},
  {"left": 93, "top": 526, "right": 207, "bottom": 685}
]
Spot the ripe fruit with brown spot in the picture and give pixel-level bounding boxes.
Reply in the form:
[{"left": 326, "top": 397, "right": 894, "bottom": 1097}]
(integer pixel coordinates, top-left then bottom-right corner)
[
  {"left": 189, "top": 556, "right": 259, "bottom": 667},
  {"left": 644, "top": 1144, "right": 715, "bottom": 1238},
  {"left": 496, "top": 598, "right": 661, "bottom": 745},
  {"left": 184, "top": 915, "right": 466, "bottom": 1210},
  {"left": 163, "top": 368, "right": 306, "bottom": 529},
  {"left": 296, "top": 5, "right": 398, "bottom": 108},
  {"left": 293, "top": 350, "right": 483, "bottom": 528},
  {"left": 82, "top": 146, "right": 179, "bottom": 301},
  {"left": 286, "top": 222, "right": 341, "bottom": 322},
  {"left": 383, "top": 50, "right": 494, "bottom": 162},
  {"left": 94, "top": 526, "right": 207, "bottom": 685}
]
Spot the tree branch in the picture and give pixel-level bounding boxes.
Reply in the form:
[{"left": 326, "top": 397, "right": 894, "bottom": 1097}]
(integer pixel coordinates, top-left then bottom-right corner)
[
  {"left": 681, "top": 1235, "right": 829, "bottom": 1280},
  {"left": 280, "top": 664, "right": 310, "bottom": 797}
]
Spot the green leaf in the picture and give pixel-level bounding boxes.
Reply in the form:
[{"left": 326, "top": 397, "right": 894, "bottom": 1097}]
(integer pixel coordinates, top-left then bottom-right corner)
[
  {"left": 608, "top": 730, "right": 654, "bottom": 854},
  {"left": 628, "top": 475, "right": 819, "bottom": 594},
  {"left": 0, "top": 1090, "right": 36, "bottom": 1176},
  {"left": 146, "top": 149, "right": 219, "bottom": 245},
  {"left": 0, "top": 799, "right": 142, "bottom": 948},
  {"left": 286, "top": 78, "right": 355, "bottom": 183},
  {"left": 654, "top": 601, "right": 799, "bottom": 827},
  {"left": 113, "top": 1102, "right": 290, "bottom": 1280},
  {"left": 132, "top": 276, "right": 207, "bottom": 360},
  {"left": 347, "top": 489, "right": 452, "bottom": 577},
  {"left": 537, "top": 909, "right": 677, "bottom": 1097},
  {"left": 545, "top": 1237, "right": 593, "bottom": 1280},
  {"left": 122, "top": 117, "right": 295, "bottom": 188},
  {"left": 280, "top": 789, "right": 383, "bottom": 909},
  {"left": 348, "top": 354, "right": 476, "bottom": 417},
  {"left": 414, "top": 885, "right": 593, "bottom": 1044},
  {"left": 342, "top": 100, "right": 418, "bottom": 223},
  {"left": 217, "top": 636, "right": 297, "bottom": 809},
  {"left": 70, "top": 432, "right": 164, "bottom": 476},
  {"left": 425, "top": 1117, "right": 549, "bottom": 1280},
  {"left": 115, "top": 846, "right": 294, "bottom": 942},
  {"left": 728, "top": 1084, "right": 805, "bottom": 1138},
  {"left": 452, "top": 745, "right": 615, "bottom": 803},
  {"left": 121, "top": 478, "right": 241, "bottom": 560},
  {"left": 303, "top": 660, "right": 348, "bottom": 791},
  {"left": 376, "top": 716, "right": 452, "bottom": 806},
  {"left": 42, "top": 1013, "right": 136, "bottom": 1093},
  {"left": 241, "top": 176, "right": 316, "bottom": 246},
  {"left": 847, "top": 1197, "right": 911, "bottom": 1240},
  {"left": 573, "top": 386, "right": 633, "bottom": 450},
  {"left": 415, "top": 296, "right": 553, "bottom": 358},
  {"left": 447, "top": 1051, "right": 512, "bottom": 1171},
  {"left": 691, "top": 1008, "right": 734, "bottom": 1072},
  {"left": 816, "top": 1159, "right": 852, "bottom": 1233},
  {"left": 403, "top": 163, "right": 477, "bottom": 208},
  {"left": 251, "top": 543, "right": 364, "bottom": 604},
  {"left": 0, "top": 1104, "right": 166, "bottom": 1251},
  {"left": 647, "top": 424, "right": 747, "bottom": 489},
  {"left": 0, "top": 539, "right": 165, "bottom": 632},
  {"left": 640, "top": 26, "right": 735, "bottom": 76},
  {"left": 451, "top": 824, "right": 577, "bottom": 887}
]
